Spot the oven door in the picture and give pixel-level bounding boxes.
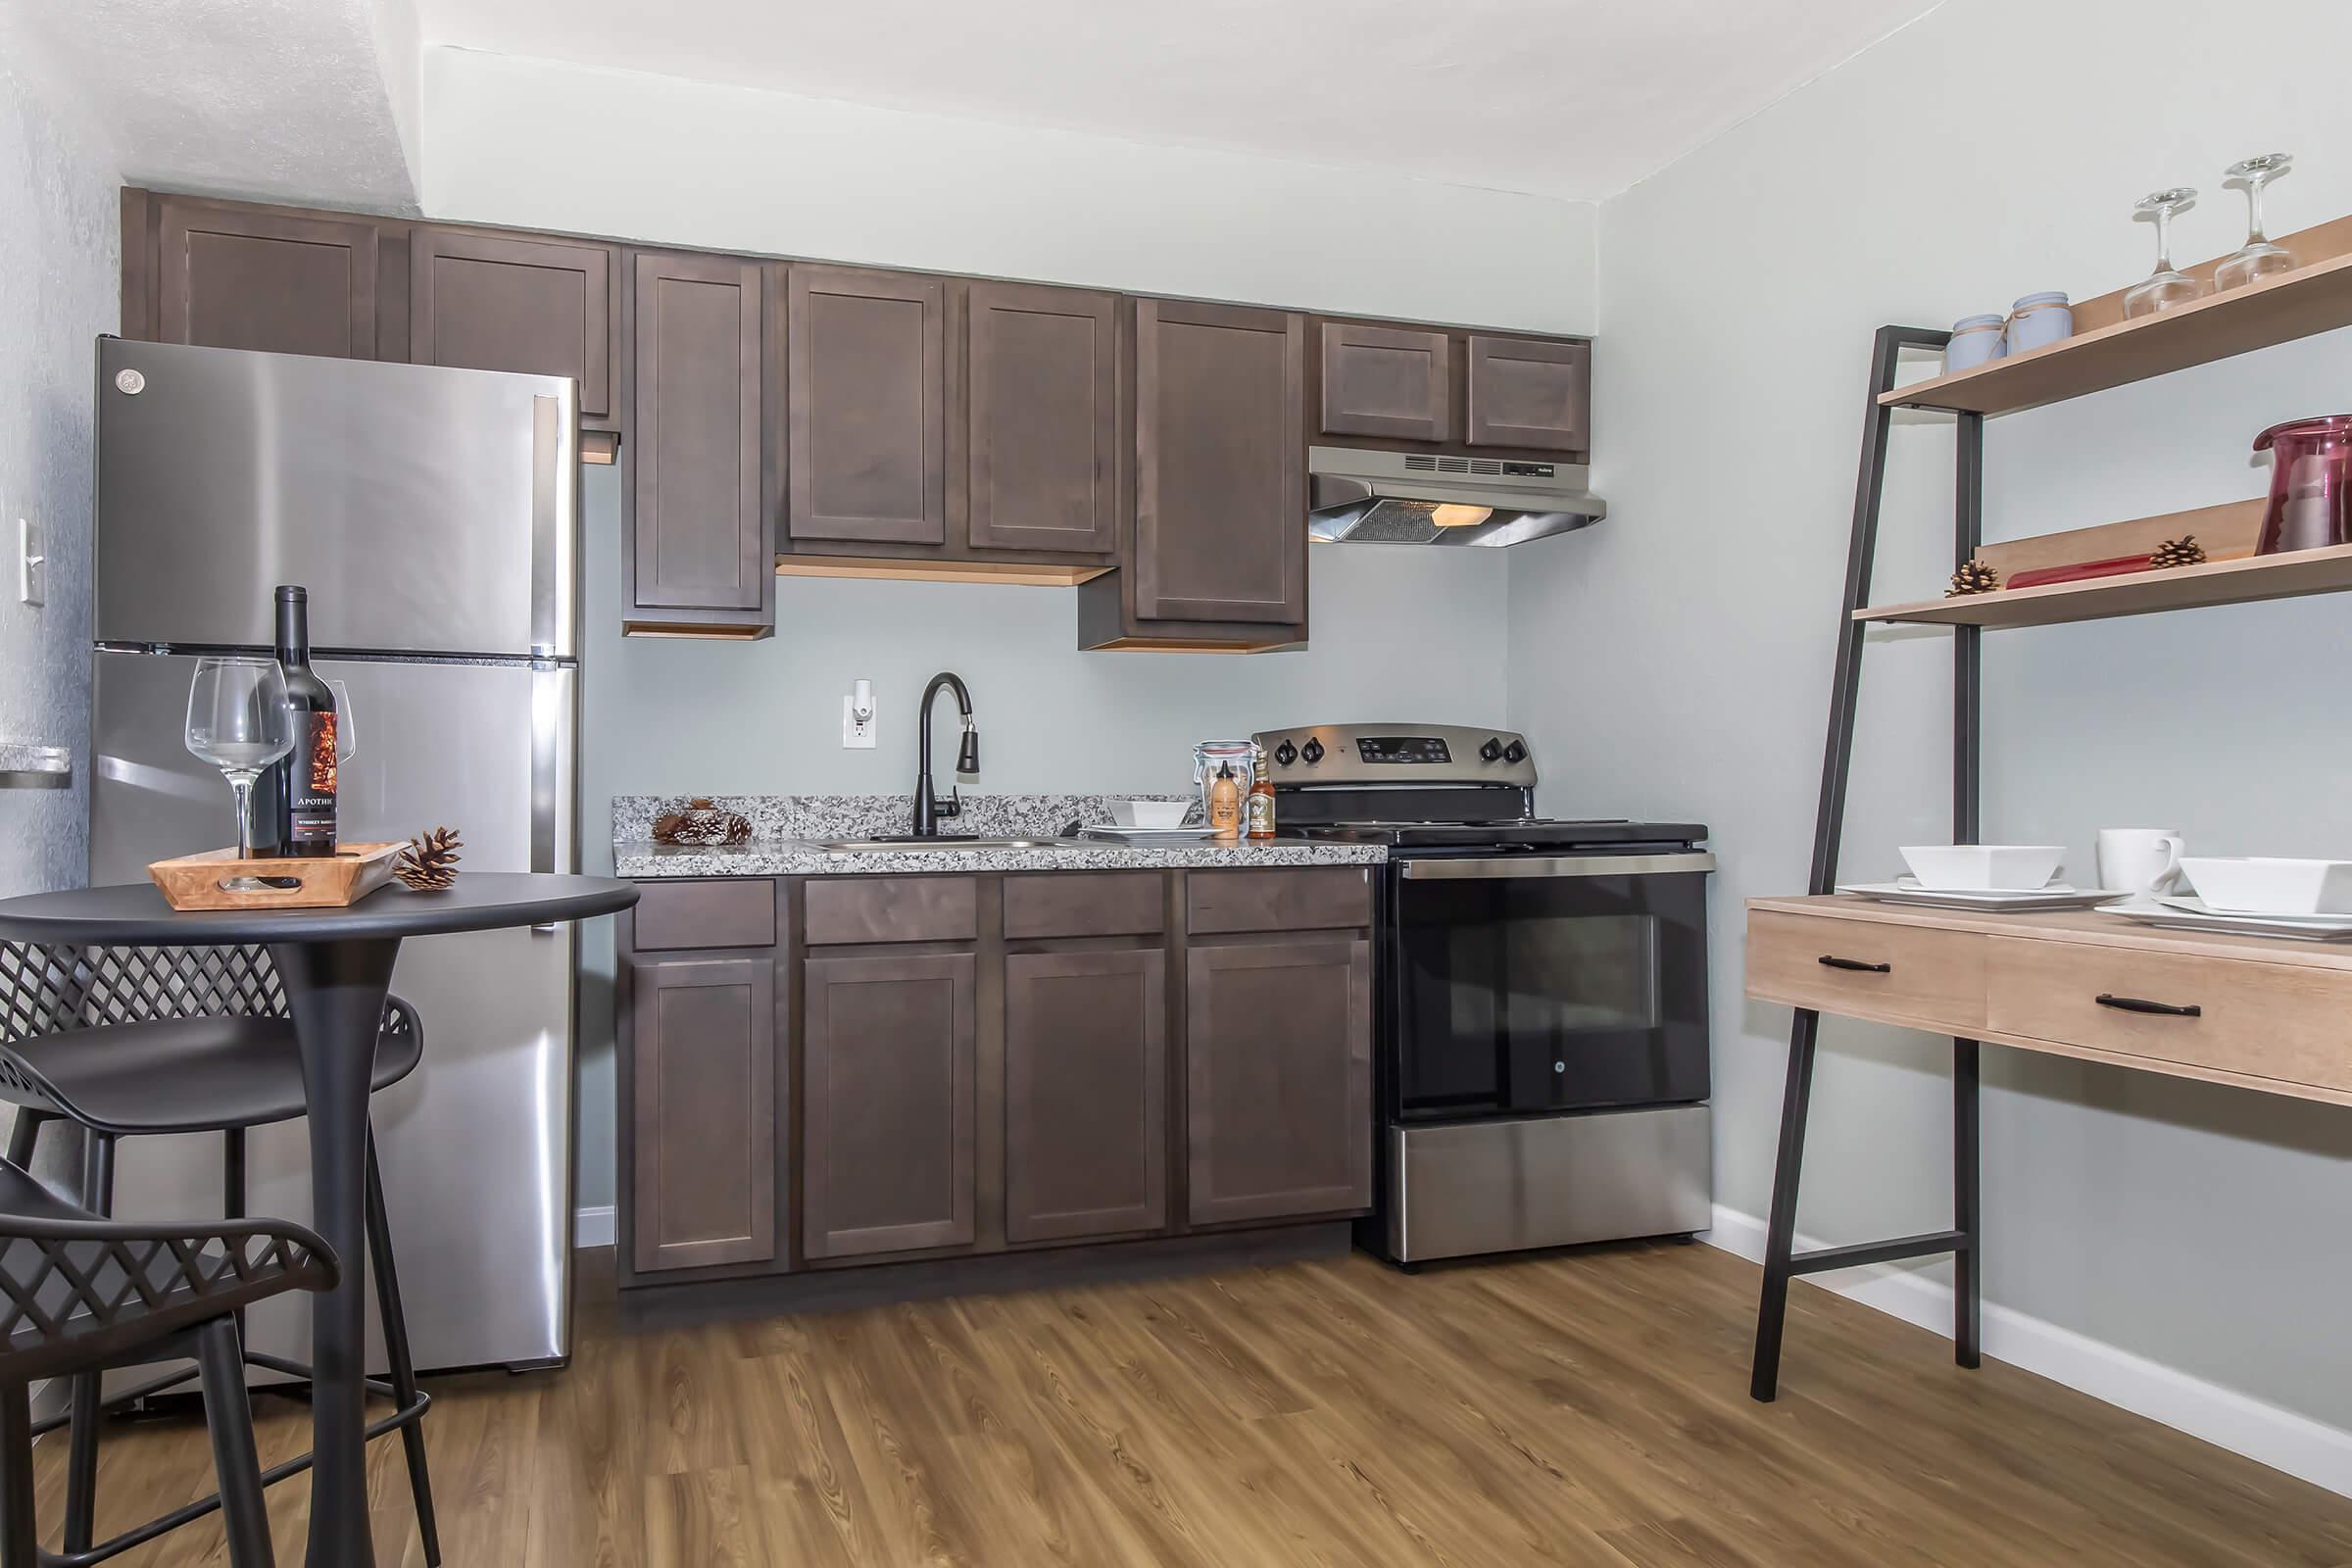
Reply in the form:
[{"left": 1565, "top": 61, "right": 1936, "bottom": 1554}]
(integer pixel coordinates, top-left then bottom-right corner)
[{"left": 1387, "top": 852, "right": 1713, "bottom": 1120}]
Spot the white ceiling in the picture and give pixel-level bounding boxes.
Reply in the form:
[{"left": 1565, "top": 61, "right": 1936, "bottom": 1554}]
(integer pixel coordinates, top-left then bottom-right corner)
[
  {"left": 6, "top": 0, "right": 421, "bottom": 210},
  {"left": 416, "top": 0, "right": 1940, "bottom": 201}
]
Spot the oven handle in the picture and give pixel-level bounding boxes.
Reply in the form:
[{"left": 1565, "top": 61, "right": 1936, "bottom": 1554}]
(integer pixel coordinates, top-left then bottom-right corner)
[{"left": 1398, "top": 852, "right": 1718, "bottom": 880}]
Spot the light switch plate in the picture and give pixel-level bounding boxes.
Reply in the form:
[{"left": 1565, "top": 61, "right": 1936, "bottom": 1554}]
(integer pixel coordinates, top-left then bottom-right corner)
[
  {"left": 16, "top": 517, "right": 41, "bottom": 607},
  {"left": 842, "top": 694, "right": 877, "bottom": 748}
]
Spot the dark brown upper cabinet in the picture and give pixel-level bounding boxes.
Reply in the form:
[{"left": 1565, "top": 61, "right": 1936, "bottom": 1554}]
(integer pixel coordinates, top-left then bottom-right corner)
[
  {"left": 1004, "top": 948, "right": 1168, "bottom": 1245},
  {"left": 957, "top": 280, "right": 1119, "bottom": 558},
  {"left": 1186, "top": 937, "right": 1373, "bottom": 1227},
  {"left": 786, "top": 265, "right": 947, "bottom": 547},
  {"left": 623, "top": 251, "right": 773, "bottom": 637},
  {"left": 801, "top": 951, "right": 978, "bottom": 1260},
  {"left": 1079, "top": 299, "right": 1305, "bottom": 652},
  {"left": 1466, "top": 334, "right": 1591, "bottom": 453},
  {"left": 1318, "top": 321, "right": 1450, "bottom": 442},
  {"left": 146, "top": 194, "right": 381, "bottom": 360},
  {"left": 627, "top": 953, "right": 778, "bottom": 1275},
  {"left": 411, "top": 227, "right": 617, "bottom": 421}
]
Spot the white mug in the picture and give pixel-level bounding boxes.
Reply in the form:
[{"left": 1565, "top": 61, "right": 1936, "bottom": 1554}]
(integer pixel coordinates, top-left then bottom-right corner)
[{"left": 2097, "top": 828, "right": 2186, "bottom": 897}]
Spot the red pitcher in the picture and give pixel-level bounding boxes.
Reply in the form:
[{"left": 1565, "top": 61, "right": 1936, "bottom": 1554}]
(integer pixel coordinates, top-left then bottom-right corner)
[{"left": 2253, "top": 415, "right": 2352, "bottom": 554}]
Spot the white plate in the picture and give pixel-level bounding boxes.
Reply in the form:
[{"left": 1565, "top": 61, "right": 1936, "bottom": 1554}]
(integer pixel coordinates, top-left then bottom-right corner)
[
  {"left": 2155, "top": 895, "right": 2352, "bottom": 928},
  {"left": 1077, "top": 825, "right": 1222, "bottom": 846},
  {"left": 2102, "top": 898, "right": 2352, "bottom": 941},
  {"left": 1838, "top": 881, "right": 2128, "bottom": 911}
]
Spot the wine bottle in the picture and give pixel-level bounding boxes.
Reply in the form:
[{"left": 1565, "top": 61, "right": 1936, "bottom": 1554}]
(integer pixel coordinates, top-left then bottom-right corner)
[{"left": 270, "top": 585, "right": 339, "bottom": 858}]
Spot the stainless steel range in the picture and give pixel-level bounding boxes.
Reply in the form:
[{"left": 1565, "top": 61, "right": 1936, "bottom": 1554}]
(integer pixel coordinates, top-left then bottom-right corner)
[{"left": 1252, "top": 723, "right": 1714, "bottom": 1266}]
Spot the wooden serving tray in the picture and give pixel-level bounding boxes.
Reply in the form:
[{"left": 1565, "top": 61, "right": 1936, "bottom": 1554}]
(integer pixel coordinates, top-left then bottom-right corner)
[{"left": 148, "top": 843, "right": 404, "bottom": 910}]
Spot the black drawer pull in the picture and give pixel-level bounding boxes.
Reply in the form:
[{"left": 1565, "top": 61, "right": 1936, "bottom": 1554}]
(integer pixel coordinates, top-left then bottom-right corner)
[
  {"left": 1818, "top": 956, "right": 1891, "bottom": 973},
  {"left": 2095, "top": 993, "right": 2202, "bottom": 1018}
]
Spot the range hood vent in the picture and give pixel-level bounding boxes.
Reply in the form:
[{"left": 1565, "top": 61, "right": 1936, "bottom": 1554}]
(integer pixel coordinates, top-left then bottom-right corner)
[{"left": 1308, "top": 445, "right": 1605, "bottom": 548}]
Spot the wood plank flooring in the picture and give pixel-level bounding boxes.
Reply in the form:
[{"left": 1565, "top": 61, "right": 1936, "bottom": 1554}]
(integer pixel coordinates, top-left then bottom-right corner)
[{"left": 30, "top": 1239, "right": 2352, "bottom": 1565}]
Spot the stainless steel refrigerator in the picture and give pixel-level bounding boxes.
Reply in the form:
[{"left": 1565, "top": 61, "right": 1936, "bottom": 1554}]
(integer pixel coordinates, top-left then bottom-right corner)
[{"left": 90, "top": 337, "right": 582, "bottom": 1375}]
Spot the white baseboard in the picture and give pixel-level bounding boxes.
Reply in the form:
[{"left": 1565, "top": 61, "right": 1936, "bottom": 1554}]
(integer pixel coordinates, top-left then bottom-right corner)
[
  {"left": 573, "top": 1204, "right": 614, "bottom": 1250},
  {"left": 1703, "top": 1205, "right": 2352, "bottom": 1498}
]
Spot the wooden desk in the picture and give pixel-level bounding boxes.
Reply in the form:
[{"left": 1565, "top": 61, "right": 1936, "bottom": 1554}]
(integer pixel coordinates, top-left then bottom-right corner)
[
  {"left": 1748, "top": 895, "right": 2352, "bottom": 1106},
  {"left": 1740, "top": 892, "right": 2352, "bottom": 1404}
]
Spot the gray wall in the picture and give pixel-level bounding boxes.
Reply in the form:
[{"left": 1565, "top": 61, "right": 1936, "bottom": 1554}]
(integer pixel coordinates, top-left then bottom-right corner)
[
  {"left": 1508, "top": 0, "right": 2352, "bottom": 1438},
  {"left": 0, "top": 17, "right": 114, "bottom": 902},
  {"left": 574, "top": 466, "right": 1512, "bottom": 1205}
]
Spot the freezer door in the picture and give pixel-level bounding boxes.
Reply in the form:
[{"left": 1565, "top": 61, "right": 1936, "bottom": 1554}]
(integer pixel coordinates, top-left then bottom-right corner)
[
  {"left": 93, "top": 650, "right": 583, "bottom": 1373},
  {"left": 96, "top": 337, "right": 577, "bottom": 659}
]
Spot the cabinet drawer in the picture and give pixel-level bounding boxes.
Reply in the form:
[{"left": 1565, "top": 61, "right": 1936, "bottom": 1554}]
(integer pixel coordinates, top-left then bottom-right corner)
[
  {"left": 1003, "top": 872, "right": 1163, "bottom": 940},
  {"left": 631, "top": 880, "right": 776, "bottom": 951},
  {"left": 1745, "top": 908, "right": 1985, "bottom": 1033},
  {"left": 1187, "top": 867, "right": 1371, "bottom": 935},
  {"left": 805, "top": 876, "right": 978, "bottom": 945},
  {"left": 1985, "top": 938, "right": 2352, "bottom": 1093}
]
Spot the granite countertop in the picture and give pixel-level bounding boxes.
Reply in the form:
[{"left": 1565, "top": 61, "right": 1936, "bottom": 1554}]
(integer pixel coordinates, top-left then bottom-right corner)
[{"left": 611, "top": 792, "right": 1386, "bottom": 878}]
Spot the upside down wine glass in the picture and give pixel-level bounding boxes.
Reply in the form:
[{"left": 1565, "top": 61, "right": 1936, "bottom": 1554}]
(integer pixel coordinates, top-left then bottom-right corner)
[
  {"left": 184, "top": 656, "right": 292, "bottom": 886},
  {"left": 2124, "top": 188, "right": 2200, "bottom": 318},
  {"left": 2216, "top": 153, "right": 2296, "bottom": 291}
]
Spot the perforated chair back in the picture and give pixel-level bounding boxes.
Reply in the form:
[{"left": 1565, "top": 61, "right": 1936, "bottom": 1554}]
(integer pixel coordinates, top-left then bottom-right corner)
[{"left": 0, "top": 943, "right": 288, "bottom": 1047}]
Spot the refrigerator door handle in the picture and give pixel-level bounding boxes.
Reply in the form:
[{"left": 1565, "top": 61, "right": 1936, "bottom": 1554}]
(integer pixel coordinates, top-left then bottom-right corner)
[
  {"left": 528, "top": 394, "right": 574, "bottom": 660},
  {"left": 530, "top": 662, "right": 564, "bottom": 934}
]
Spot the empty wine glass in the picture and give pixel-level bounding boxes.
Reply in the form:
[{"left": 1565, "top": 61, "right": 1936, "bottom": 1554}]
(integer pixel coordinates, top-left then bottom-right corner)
[
  {"left": 184, "top": 657, "right": 291, "bottom": 881},
  {"left": 2216, "top": 153, "right": 2296, "bottom": 291},
  {"left": 2124, "top": 188, "right": 2201, "bottom": 318}
]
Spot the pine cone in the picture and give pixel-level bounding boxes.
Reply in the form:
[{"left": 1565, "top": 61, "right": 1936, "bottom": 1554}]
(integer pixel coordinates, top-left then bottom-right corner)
[
  {"left": 1946, "top": 559, "right": 2002, "bottom": 597},
  {"left": 652, "top": 799, "right": 753, "bottom": 846},
  {"left": 394, "top": 826, "right": 464, "bottom": 891},
  {"left": 2149, "top": 534, "right": 2206, "bottom": 569}
]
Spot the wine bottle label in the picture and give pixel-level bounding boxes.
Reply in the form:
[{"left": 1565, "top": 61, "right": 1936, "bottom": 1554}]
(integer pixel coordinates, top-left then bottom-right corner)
[{"left": 288, "top": 711, "right": 339, "bottom": 849}]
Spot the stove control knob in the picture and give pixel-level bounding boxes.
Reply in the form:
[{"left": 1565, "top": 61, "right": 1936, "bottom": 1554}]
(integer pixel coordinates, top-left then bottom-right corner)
[
  {"left": 1479, "top": 737, "right": 1504, "bottom": 762},
  {"left": 1273, "top": 740, "right": 1298, "bottom": 767},
  {"left": 1300, "top": 737, "right": 1325, "bottom": 765},
  {"left": 1502, "top": 740, "right": 1529, "bottom": 764}
]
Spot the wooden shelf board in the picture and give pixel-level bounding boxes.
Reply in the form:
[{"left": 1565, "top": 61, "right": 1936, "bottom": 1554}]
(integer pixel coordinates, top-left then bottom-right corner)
[
  {"left": 1880, "top": 217, "right": 2352, "bottom": 416},
  {"left": 1749, "top": 894, "right": 2352, "bottom": 971},
  {"left": 1855, "top": 542, "right": 2352, "bottom": 628}
]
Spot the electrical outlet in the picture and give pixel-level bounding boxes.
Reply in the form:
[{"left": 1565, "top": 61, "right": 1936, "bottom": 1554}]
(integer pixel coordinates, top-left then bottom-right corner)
[
  {"left": 16, "top": 517, "right": 42, "bottom": 607},
  {"left": 842, "top": 693, "right": 877, "bottom": 748}
]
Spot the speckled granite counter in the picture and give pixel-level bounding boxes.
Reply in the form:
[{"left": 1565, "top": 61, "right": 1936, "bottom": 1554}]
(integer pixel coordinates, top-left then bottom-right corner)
[{"left": 612, "top": 792, "right": 1385, "bottom": 878}]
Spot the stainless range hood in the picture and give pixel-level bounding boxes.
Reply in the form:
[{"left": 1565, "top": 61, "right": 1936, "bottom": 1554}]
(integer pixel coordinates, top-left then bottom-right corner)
[{"left": 1308, "top": 445, "right": 1606, "bottom": 547}]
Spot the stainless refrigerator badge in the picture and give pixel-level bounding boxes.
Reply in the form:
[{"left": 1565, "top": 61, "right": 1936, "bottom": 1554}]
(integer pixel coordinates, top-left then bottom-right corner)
[{"left": 92, "top": 338, "right": 584, "bottom": 1378}]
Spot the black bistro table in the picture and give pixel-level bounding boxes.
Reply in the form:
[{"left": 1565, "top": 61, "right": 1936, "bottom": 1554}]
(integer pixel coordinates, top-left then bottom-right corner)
[{"left": 0, "top": 872, "right": 636, "bottom": 1566}]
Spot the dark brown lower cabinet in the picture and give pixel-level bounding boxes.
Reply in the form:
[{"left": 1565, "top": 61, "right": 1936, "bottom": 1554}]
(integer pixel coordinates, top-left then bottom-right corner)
[
  {"left": 1004, "top": 949, "right": 1167, "bottom": 1244},
  {"left": 1186, "top": 938, "right": 1374, "bottom": 1226},
  {"left": 802, "top": 952, "right": 978, "bottom": 1259},
  {"left": 628, "top": 955, "right": 777, "bottom": 1274}
]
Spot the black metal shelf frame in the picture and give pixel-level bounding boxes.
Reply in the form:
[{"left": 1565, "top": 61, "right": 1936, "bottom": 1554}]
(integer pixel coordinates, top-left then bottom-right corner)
[{"left": 1749, "top": 324, "right": 1984, "bottom": 1402}]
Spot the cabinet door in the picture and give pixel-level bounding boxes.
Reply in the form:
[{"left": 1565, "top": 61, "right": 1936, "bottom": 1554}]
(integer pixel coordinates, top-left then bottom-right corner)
[
  {"left": 787, "top": 265, "right": 946, "bottom": 545},
  {"left": 629, "top": 252, "right": 768, "bottom": 615},
  {"left": 1133, "top": 300, "right": 1305, "bottom": 624},
  {"left": 413, "top": 228, "right": 616, "bottom": 417},
  {"left": 803, "top": 953, "right": 977, "bottom": 1258},
  {"left": 1465, "top": 334, "right": 1590, "bottom": 453},
  {"left": 629, "top": 956, "right": 777, "bottom": 1274},
  {"left": 1187, "top": 939, "right": 1372, "bottom": 1226},
  {"left": 1004, "top": 950, "right": 1167, "bottom": 1244},
  {"left": 961, "top": 281, "right": 1118, "bottom": 556},
  {"left": 156, "top": 197, "right": 379, "bottom": 359},
  {"left": 1319, "top": 322, "right": 1450, "bottom": 442}
]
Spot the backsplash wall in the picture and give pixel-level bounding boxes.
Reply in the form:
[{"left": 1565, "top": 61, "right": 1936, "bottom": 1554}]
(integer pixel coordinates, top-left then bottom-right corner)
[{"left": 572, "top": 466, "right": 1512, "bottom": 1208}]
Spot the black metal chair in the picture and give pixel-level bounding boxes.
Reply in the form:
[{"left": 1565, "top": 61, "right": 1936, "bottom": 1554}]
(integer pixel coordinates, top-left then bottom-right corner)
[
  {"left": 0, "top": 1155, "right": 334, "bottom": 1567},
  {"left": 0, "top": 943, "right": 438, "bottom": 1566}
]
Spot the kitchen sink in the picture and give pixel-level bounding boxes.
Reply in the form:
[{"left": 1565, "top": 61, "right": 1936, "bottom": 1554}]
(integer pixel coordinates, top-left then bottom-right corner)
[{"left": 815, "top": 837, "right": 1088, "bottom": 853}]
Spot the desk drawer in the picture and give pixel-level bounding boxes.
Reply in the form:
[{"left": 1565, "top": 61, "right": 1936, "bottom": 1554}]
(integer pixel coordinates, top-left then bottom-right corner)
[
  {"left": 1985, "top": 937, "right": 2352, "bottom": 1093},
  {"left": 1746, "top": 908, "right": 1985, "bottom": 1033}
]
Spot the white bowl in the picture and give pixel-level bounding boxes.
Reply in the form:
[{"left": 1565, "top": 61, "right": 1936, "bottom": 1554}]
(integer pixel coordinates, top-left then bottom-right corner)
[
  {"left": 1107, "top": 799, "right": 1190, "bottom": 828},
  {"left": 2180, "top": 858, "right": 2352, "bottom": 915},
  {"left": 1898, "top": 844, "right": 2064, "bottom": 892}
]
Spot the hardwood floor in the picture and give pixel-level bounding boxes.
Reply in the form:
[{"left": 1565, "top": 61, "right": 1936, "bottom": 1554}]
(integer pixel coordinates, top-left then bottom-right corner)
[{"left": 30, "top": 1239, "right": 2352, "bottom": 1566}]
